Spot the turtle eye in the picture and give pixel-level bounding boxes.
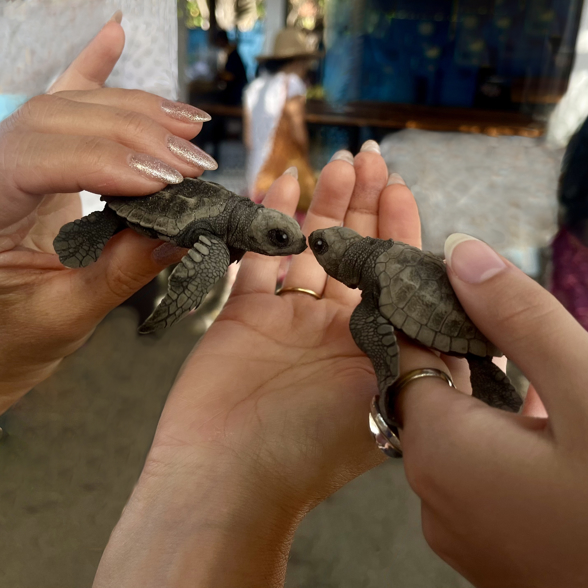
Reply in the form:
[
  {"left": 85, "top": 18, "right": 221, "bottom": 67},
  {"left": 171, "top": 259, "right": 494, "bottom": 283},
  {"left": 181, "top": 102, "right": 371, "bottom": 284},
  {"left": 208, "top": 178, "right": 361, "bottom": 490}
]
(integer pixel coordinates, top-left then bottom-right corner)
[
  {"left": 312, "top": 238, "right": 329, "bottom": 255},
  {"left": 268, "top": 229, "right": 290, "bottom": 248}
]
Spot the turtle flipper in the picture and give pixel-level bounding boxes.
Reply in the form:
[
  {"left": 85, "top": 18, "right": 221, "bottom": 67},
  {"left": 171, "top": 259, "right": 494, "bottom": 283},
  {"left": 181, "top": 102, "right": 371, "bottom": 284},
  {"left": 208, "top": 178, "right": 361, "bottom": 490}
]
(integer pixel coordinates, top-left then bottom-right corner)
[
  {"left": 350, "top": 296, "right": 400, "bottom": 397},
  {"left": 139, "top": 234, "right": 230, "bottom": 334},
  {"left": 53, "top": 208, "right": 123, "bottom": 268},
  {"left": 467, "top": 355, "right": 522, "bottom": 413}
]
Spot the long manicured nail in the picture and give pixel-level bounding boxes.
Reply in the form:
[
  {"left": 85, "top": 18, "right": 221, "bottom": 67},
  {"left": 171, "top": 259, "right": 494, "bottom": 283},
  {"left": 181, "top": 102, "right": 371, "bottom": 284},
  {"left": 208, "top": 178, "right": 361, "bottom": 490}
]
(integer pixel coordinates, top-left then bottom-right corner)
[
  {"left": 330, "top": 150, "right": 354, "bottom": 165},
  {"left": 161, "top": 100, "right": 211, "bottom": 123},
  {"left": 109, "top": 10, "right": 123, "bottom": 23},
  {"left": 360, "top": 140, "right": 380, "bottom": 154},
  {"left": 153, "top": 243, "right": 185, "bottom": 265},
  {"left": 129, "top": 154, "right": 183, "bottom": 184},
  {"left": 282, "top": 166, "right": 298, "bottom": 179},
  {"left": 444, "top": 233, "right": 506, "bottom": 284},
  {"left": 387, "top": 172, "right": 406, "bottom": 186},
  {"left": 167, "top": 136, "right": 218, "bottom": 170}
]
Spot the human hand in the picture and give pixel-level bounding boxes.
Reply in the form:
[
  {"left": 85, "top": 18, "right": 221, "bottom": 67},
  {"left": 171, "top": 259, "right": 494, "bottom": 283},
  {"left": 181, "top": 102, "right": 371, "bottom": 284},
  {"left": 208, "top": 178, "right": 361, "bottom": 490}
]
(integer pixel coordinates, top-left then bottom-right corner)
[
  {"left": 396, "top": 234, "right": 588, "bottom": 587},
  {"left": 0, "top": 18, "right": 214, "bottom": 411},
  {"left": 93, "top": 145, "right": 452, "bottom": 587}
]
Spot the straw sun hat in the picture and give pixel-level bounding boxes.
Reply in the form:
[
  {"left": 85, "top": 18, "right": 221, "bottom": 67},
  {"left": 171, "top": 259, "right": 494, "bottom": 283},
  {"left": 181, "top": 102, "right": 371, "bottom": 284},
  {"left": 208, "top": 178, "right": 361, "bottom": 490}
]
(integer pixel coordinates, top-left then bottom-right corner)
[{"left": 256, "top": 27, "right": 321, "bottom": 61}]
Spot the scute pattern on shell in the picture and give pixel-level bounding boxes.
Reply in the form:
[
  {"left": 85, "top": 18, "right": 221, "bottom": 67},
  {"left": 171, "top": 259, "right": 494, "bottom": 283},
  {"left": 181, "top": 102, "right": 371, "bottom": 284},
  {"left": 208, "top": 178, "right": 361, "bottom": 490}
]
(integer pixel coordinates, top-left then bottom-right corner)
[
  {"left": 376, "top": 243, "right": 498, "bottom": 357},
  {"left": 106, "top": 178, "right": 231, "bottom": 237}
]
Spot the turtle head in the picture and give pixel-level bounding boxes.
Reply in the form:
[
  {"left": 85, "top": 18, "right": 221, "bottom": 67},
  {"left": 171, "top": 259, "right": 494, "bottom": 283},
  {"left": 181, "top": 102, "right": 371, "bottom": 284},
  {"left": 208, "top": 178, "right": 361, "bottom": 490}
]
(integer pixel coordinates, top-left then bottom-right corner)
[
  {"left": 247, "top": 208, "right": 307, "bottom": 256},
  {"left": 309, "top": 227, "right": 367, "bottom": 288}
]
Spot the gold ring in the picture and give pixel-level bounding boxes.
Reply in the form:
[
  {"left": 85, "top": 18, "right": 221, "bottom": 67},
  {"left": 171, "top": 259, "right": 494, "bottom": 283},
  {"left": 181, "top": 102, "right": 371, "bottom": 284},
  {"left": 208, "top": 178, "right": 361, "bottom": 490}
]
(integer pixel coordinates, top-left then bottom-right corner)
[
  {"left": 371, "top": 368, "right": 455, "bottom": 458},
  {"left": 275, "top": 286, "right": 322, "bottom": 300}
]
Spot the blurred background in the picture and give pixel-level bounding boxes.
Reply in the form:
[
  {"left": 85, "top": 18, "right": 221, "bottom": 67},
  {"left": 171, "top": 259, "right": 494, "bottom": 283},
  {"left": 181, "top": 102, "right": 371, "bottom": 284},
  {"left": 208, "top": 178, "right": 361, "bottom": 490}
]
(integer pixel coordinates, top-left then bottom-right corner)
[{"left": 1, "top": 0, "right": 588, "bottom": 586}]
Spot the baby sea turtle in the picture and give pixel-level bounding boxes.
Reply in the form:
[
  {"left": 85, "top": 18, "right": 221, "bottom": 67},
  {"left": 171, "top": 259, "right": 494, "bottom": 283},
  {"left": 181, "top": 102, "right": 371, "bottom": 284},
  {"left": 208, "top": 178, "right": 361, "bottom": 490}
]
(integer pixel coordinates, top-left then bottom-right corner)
[
  {"left": 309, "top": 227, "right": 522, "bottom": 420},
  {"left": 54, "top": 177, "right": 306, "bottom": 333}
]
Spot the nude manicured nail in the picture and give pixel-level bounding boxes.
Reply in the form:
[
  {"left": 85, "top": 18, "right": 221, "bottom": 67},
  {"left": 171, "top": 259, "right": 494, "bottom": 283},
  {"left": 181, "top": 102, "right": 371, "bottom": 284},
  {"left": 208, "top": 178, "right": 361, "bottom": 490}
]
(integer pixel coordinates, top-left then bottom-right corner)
[
  {"left": 444, "top": 233, "right": 506, "bottom": 284},
  {"left": 161, "top": 100, "right": 211, "bottom": 123},
  {"left": 330, "top": 150, "right": 354, "bottom": 165},
  {"left": 109, "top": 10, "right": 123, "bottom": 23},
  {"left": 167, "top": 136, "right": 218, "bottom": 170},
  {"left": 387, "top": 172, "right": 406, "bottom": 186},
  {"left": 360, "top": 140, "right": 380, "bottom": 154},
  {"left": 282, "top": 166, "right": 298, "bottom": 179},
  {"left": 129, "top": 154, "right": 183, "bottom": 184}
]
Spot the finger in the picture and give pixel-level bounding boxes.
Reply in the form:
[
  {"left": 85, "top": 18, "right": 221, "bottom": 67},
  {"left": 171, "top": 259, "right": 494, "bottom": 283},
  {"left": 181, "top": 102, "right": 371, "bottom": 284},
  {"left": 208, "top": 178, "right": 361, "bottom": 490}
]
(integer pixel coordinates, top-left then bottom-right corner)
[
  {"left": 53, "top": 88, "right": 211, "bottom": 140},
  {"left": 13, "top": 94, "right": 216, "bottom": 175},
  {"left": 282, "top": 154, "right": 356, "bottom": 296},
  {"left": 47, "top": 18, "right": 125, "bottom": 93},
  {"left": 45, "top": 231, "right": 185, "bottom": 330},
  {"left": 323, "top": 142, "right": 388, "bottom": 303},
  {"left": 522, "top": 384, "right": 548, "bottom": 418},
  {"left": 379, "top": 173, "right": 422, "bottom": 249},
  {"left": 0, "top": 133, "right": 182, "bottom": 229},
  {"left": 232, "top": 171, "right": 301, "bottom": 296},
  {"left": 445, "top": 233, "right": 588, "bottom": 433}
]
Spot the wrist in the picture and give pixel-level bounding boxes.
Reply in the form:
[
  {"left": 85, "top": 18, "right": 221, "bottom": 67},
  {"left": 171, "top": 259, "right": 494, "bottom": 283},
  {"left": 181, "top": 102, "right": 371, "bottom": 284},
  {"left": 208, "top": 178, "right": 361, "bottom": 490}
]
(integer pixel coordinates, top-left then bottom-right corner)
[{"left": 94, "top": 445, "right": 302, "bottom": 588}]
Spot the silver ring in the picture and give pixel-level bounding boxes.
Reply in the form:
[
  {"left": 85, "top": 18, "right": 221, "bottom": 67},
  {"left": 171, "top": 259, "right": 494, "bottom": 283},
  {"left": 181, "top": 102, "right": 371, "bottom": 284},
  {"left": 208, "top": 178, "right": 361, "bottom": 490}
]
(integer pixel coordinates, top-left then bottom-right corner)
[{"left": 370, "top": 368, "right": 455, "bottom": 458}]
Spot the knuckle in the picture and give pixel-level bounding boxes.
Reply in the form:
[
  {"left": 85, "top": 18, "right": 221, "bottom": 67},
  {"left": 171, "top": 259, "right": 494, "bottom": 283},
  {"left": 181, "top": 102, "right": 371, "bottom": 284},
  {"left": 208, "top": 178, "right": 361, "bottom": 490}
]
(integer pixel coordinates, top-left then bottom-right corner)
[
  {"left": 121, "top": 88, "right": 153, "bottom": 109},
  {"left": 116, "top": 109, "right": 158, "bottom": 141},
  {"left": 104, "top": 258, "right": 152, "bottom": 301}
]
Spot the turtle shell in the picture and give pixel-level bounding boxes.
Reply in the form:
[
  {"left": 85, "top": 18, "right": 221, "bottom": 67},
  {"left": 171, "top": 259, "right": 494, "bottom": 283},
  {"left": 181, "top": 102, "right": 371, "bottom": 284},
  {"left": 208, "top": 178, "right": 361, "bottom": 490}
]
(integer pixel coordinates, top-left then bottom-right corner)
[
  {"left": 375, "top": 242, "right": 499, "bottom": 357},
  {"left": 104, "top": 178, "right": 234, "bottom": 238}
]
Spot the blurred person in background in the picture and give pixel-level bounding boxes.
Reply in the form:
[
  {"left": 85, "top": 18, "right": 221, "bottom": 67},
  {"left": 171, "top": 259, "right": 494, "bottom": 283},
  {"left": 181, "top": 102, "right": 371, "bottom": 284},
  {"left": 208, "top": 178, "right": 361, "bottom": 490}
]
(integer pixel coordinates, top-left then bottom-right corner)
[
  {"left": 550, "top": 116, "right": 588, "bottom": 330},
  {"left": 243, "top": 27, "right": 317, "bottom": 217},
  {"left": 213, "top": 29, "right": 248, "bottom": 106}
]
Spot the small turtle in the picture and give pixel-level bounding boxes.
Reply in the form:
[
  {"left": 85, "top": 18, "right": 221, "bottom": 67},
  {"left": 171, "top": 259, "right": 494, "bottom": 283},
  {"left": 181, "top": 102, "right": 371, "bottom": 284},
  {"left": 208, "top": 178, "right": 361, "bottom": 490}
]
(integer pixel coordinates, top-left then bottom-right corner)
[
  {"left": 54, "top": 177, "right": 307, "bottom": 333},
  {"left": 309, "top": 227, "right": 522, "bottom": 419}
]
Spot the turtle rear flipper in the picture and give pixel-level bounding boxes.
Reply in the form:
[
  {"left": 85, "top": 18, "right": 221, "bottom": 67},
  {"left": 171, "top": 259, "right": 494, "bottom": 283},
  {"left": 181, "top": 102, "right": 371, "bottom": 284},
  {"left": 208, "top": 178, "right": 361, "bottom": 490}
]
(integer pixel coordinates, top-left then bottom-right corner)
[
  {"left": 53, "top": 208, "right": 122, "bottom": 268},
  {"left": 467, "top": 355, "right": 522, "bottom": 413},
  {"left": 139, "top": 234, "right": 230, "bottom": 333}
]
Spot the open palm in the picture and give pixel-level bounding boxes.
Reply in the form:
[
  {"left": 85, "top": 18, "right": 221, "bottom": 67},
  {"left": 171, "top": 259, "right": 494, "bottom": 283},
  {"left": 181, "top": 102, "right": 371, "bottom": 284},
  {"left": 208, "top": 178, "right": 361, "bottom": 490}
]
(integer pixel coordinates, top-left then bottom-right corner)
[{"left": 150, "top": 150, "right": 447, "bottom": 510}]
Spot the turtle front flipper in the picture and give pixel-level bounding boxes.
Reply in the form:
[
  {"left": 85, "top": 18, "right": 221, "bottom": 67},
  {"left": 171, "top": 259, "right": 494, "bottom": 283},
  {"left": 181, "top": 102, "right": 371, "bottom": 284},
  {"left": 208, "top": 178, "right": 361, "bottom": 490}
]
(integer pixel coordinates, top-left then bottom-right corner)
[
  {"left": 467, "top": 355, "right": 522, "bottom": 413},
  {"left": 139, "top": 234, "right": 230, "bottom": 334},
  {"left": 350, "top": 296, "right": 400, "bottom": 400},
  {"left": 53, "top": 208, "right": 123, "bottom": 268}
]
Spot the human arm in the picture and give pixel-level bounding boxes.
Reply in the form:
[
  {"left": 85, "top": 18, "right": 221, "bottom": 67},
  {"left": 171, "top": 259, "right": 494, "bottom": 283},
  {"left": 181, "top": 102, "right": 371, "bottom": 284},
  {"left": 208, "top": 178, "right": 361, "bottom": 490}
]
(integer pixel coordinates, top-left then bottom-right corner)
[
  {"left": 395, "top": 234, "right": 588, "bottom": 587},
  {"left": 0, "top": 19, "right": 215, "bottom": 411}
]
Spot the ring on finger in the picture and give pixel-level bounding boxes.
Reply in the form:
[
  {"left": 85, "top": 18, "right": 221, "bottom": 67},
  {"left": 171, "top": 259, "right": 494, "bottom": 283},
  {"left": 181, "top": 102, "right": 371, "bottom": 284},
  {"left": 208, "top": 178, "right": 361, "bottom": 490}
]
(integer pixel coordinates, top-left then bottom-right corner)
[
  {"left": 370, "top": 368, "right": 455, "bottom": 458},
  {"left": 275, "top": 286, "right": 322, "bottom": 300}
]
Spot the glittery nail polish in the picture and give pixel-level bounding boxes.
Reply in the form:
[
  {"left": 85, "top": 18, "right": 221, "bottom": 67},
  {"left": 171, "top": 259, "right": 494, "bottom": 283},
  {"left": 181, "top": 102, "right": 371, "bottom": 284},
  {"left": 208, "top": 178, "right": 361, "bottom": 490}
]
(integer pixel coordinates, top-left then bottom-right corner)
[
  {"left": 167, "top": 136, "right": 218, "bottom": 170},
  {"left": 129, "top": 154, "right": 183, "bottom": 184},
  {"left": 161, "top": 100, "right": 211, "bottom": 123}
]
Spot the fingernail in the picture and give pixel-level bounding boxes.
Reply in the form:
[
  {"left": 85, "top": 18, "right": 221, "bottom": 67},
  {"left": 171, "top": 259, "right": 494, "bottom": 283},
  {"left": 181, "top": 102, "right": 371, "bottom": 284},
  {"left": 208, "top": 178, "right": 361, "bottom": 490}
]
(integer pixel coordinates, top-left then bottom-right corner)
[
  {"left": 360, "top": 140, "right": 380, "bottom": 154},
  {"left": 282, "top": 166, "right": 298, "bottom": 179},
  {"left": 152, "top": 242, "right": 185, "bottom": 265},
  {"left": 444, "top": 233, "right": 507, "bottom": 284},
  {"left": 330, "top": 150, "right": 354, "bottom": 165},
  {"left": 161, "top": 100, "right": 211, "bottom": 123},
  {"left": 129, "top": 154, "right": 183, "bottom": 184},
  {"left": 167, "top": 136, "right": 218, "bottom": 170},
  {"left": 387, "top": 172, "right": 406, "bottom": 186},
  {"left": 109, "top": 10, "right": 123, "bottom": 23}
]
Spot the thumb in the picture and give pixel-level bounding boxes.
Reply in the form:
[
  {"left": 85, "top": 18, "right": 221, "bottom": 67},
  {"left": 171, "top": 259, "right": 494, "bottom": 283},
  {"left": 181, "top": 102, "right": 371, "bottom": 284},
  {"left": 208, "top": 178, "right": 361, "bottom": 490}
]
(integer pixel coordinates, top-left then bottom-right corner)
[
  {"left": 444, "top": 233, "right": 588, "bottom": 433},
  {"left": 47, "top": 14, "right": 125, "bottom": 94}
]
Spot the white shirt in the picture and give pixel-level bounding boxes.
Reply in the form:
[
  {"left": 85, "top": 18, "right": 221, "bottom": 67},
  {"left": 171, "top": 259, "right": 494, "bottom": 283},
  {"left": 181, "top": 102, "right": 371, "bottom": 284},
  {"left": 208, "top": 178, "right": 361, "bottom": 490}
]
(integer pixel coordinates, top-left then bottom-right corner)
[{"left": 244, "top": 71, "right": 306, "bottom": 194}]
